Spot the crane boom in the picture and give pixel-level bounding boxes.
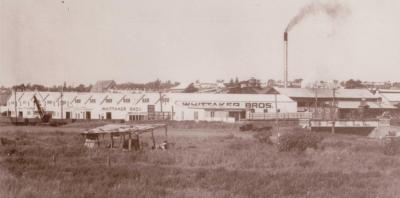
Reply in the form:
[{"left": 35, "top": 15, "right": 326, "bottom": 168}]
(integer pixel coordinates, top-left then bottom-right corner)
[{"left": 33, "top": 95, "right": 52, "bottom": 123}]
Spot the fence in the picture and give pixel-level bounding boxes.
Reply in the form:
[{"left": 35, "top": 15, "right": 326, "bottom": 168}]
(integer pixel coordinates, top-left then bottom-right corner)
[
  {"left": 247, "top": 112, "right": 313, "bottom": 120},
  {"left": 310, "top": 119, "right": 390, "bottom": 128}
]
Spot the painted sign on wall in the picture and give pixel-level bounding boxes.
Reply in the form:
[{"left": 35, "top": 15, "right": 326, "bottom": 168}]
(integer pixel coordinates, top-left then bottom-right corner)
[{"left": 175, "top": 101, "right": 273, "bottom": 109}]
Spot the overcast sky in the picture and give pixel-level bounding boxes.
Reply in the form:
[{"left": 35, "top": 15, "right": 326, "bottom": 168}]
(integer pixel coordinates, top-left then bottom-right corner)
[{"left": 1, "top": 0, "right": 400, "bottom": 86}]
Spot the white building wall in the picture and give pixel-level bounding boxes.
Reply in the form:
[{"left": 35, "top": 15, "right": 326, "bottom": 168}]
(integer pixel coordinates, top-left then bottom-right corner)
[{"left": 5, "top": 91, "right": 297, "bottom": 122}]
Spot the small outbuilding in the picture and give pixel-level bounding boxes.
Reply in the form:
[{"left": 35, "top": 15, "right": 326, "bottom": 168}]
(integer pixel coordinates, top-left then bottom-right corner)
[{"left": 81, "top": 123, "right": 168, "bottom": 151}]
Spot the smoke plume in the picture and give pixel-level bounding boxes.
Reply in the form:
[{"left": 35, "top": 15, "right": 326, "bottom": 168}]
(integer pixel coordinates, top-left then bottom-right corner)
[{"left": 286, "top": 2, "right": 349, "bottom": 32}]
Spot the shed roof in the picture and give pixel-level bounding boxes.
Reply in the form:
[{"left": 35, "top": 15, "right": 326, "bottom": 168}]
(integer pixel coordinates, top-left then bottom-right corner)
[
  {"left": 82, "top": 124, "right": 166, "bottom": 134},
  {"left": 171, "top": 93, "right": 295, "bottom": 103},
  {"left": 379, "top": 93, "right": 400, "bottom": 102},
  {"left": 270, "top": 87, "right": 379, "bottom": 99},
  {"left": 336, "top": 101, "right": 396, "bottom": 109}
]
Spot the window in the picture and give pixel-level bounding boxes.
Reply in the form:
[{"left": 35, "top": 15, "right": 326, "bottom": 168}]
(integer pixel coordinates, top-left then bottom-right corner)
[
  {"left": 129, "top": 115, "right": 145, "bottom": 121},
  {"left": 123, "top": 98, "right": 130, "bottom": 103},
  {"left": 142, "top": 98, "right": 149, "bottom": 103},
  {"left": 250, "top": 109, "right": 255, "bottom": 113},
  {"left": 90, "top": 99, "right": 96, "bottom": 103},
  {"left": 264, "top": 109, "right": 268, "bottom": 113},
  {"left": 105, "top": 99, "right": 112, "bottom": 103},
  {"left": 194, "top": 111, "right": 198, "bottom": 120},
  {"left": 210, "top": 111, "right": 215, "bottom": 118},
  {"left": 75, "top": 99, "right": 81, "bottom": 103}
]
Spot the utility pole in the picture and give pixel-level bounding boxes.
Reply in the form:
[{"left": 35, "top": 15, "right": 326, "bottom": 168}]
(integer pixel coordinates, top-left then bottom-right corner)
[
  {"left": 159, "top": 91, "right": 163, "bottom": 120},
  {"left": 61, "top": 84, "right": 64, "bottom": 120},
  {"left": 275, "top": 93, "right": 279, "bottom": 132},
  {"left": 331, "top": 88, "right": 336, "bottom": 134},
  {"left": 14, "top": 88, "right": 17, "bottom": 123},
  {"left": 314, "top": 85, "right": 318, "bottom": 119}
]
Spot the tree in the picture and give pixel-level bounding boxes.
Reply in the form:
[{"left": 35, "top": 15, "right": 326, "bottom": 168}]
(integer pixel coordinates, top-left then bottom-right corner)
[
  {"left": 267, "top": 79, "right": 275, "bottom": 87},
  {"left": 343, "top": 79, "right": 364, "bottom": 89}
]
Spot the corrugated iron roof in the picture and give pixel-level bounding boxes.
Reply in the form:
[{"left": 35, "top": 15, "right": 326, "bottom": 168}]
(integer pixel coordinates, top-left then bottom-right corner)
[
  {"left": 83, "top": 124, "right": 166, "bottom": 134},
  {"left": 272, "top": 87, "right": 379, "bottom": 99},
  {"left": 379, "top": 93, "right": 400, "bottom": 102},
  {"left": 336, "top": 101, "right": 396, "bottom": 109},
  {"left": 171, "top": 93, "right": 295, "bottom": 102}
]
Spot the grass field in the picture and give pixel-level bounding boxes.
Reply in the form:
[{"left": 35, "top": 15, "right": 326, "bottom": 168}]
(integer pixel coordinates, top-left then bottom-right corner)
[{"left": 1, "top": 122, "right": 400, "bottom": 198}]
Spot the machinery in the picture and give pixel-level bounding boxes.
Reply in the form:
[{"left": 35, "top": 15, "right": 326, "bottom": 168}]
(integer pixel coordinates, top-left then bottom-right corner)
[
  {"left": 11, "top": 94, "right": 67, "bottom": 126},
  {"left": 33, "top": 95, "right": 52, "bottom": 123}
]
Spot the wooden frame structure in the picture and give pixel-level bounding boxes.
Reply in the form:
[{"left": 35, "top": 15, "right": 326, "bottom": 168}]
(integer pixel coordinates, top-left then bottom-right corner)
[{"left": 81, "top": 124, "right": 168, "bottom": 151}]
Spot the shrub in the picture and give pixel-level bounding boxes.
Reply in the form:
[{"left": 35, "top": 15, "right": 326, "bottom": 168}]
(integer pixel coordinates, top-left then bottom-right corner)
[
  {"left": 253, "top": 130, "right": 273, "bottom": 144},
  {"left": 383, "top": 137, "right": 400, "bottom": 156},
  {"left": 277, "top": 131, "right": 323, "bottom": 152}
]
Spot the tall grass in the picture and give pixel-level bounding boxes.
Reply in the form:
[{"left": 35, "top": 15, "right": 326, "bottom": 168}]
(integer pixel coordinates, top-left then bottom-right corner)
[{"left": 0, "top": 126, "right": 399, "bottom": 197}]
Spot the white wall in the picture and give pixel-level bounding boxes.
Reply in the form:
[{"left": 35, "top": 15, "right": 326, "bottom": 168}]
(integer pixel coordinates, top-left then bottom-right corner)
[{"left": 5, "top": 92, "right": 297, "bottom": 121}]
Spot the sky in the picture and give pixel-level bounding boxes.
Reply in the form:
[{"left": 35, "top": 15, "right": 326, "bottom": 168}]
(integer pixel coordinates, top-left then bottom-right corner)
[{"left": 1, "top": 0, "right": 400, "bottom": 86}]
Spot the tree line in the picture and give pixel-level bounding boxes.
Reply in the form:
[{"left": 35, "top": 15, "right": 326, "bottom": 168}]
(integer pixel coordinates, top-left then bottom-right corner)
[{"left": 7, "top": 79, "right": 180, "bottom": 92}]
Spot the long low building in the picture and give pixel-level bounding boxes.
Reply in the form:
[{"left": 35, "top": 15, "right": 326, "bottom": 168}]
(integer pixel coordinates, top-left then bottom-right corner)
[
  {"left": 2, "top": 92, "right": 297, "bottom": 122},
  {"left": 266, "top": 87, "right": 397, "bottom": 120}
]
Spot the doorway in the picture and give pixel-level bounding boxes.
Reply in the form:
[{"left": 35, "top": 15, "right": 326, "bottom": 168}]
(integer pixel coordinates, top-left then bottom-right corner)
[
  {"left": 86, "top": 111, "right": 91, "bottom": 120},
  {"left": 106, "top": 112, "right": 112, "bottom": 120},
  {"left": 66, "top": 112, "right": 71, "bottom": 119}
]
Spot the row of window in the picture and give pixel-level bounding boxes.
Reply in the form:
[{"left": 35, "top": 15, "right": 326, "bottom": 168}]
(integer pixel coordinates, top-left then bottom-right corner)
[{"left": 10, "top": 98, "right": 170, "bottom": 106}]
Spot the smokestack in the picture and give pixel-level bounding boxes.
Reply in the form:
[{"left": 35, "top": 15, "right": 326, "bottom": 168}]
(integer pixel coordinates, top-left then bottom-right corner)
[{"left": 284, "top": 31, "right": 288, "bottom": 88}]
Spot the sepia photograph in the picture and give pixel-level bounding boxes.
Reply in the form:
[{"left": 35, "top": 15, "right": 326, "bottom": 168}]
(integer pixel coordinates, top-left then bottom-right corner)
[{"left": 1, "top": 0, "right": 400, "bottom": 197}]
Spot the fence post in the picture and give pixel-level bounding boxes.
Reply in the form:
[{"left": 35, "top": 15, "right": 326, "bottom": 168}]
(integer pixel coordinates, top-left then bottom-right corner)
[
  {"left": 107, "top": 152, "right": 111, "bottom": 167},
  {"left": 52, "top": 153, "right": 56, "bottom": 166},
  {"left": 128, "top": 133, "right": 132, "bottom": 151}
]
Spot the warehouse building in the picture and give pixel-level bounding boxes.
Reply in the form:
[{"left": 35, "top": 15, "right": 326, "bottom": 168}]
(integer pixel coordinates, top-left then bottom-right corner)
[
  {"left": 3, "top": 92, "right": 297, "bottom": 122},
  {"left": 266, "top": 87, "right": 396, "bottom": 120}
]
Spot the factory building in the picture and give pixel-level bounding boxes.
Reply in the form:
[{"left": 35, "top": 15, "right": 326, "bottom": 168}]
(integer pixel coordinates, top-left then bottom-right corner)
[
  {"left": 266, "top": 87, "right": 396, "bottom": 120},
  {"left": 3, "top": 92, "right": 297, "bottom": 122}
]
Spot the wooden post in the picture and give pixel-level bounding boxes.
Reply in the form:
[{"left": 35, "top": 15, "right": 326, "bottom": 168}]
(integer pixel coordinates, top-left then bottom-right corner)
[
  {"left": 52, "top": 153, "right": 56, "bottom": 166},
  {"left": 151, "top": 130, "right": 156, "bottom": 149},
  {"left": 164, "top": 126, "right": 168, "bottom": 142},
  {"left": 97, "top": 135, "right": 100, "bottom": 147},
  {"left": 128, "top": 133, "right": 132, "bottom": 151},
  {"left": 136, "top": 134, "right": 140, "bottom": 150},
  {"left": 107, "top": 152, "right": 111, "bottom": 167},
  {"left": 121, "top": 134, "right": 125, "bottom": 149},
  {"left": 110, "top": 133, "right": 114, "bottom": 148}
]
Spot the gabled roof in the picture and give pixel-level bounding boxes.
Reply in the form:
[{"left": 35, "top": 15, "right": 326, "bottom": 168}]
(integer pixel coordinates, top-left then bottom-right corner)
[
  {"left": 268, "top": 87, "right": 379, "bottom": 99},
  {"left": 90, "top": 80, "right": 116, "bottom": 92},
  {"left": 171, "top": 93, "right": 295, "bottom": 103},
  {"left": 170, "top": 83, "right": 189, "bottom": 91},
  {"left": 379, "top": 92, "right": 400, "bottom": 102}
]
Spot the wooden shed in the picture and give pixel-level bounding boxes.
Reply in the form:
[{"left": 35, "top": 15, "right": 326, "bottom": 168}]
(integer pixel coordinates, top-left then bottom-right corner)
[{"left": 81, "top": 123, "right": 168, "bottom": 151}]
